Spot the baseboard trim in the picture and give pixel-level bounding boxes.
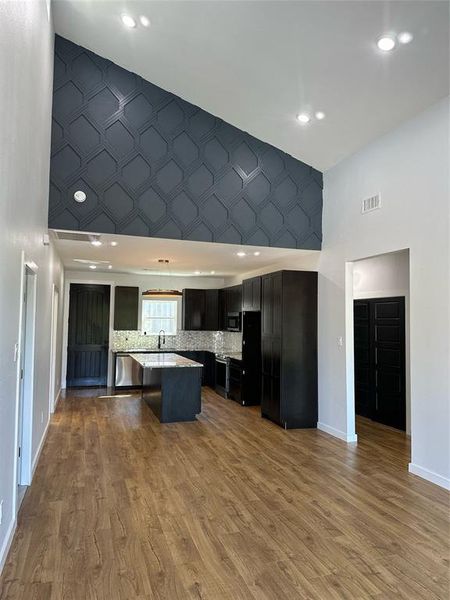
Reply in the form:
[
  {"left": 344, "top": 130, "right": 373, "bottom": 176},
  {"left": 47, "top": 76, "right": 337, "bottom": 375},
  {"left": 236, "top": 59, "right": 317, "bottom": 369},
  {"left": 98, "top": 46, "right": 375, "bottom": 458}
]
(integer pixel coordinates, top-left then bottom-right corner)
[
  {"left": 54, "top": 387, "right": 62, "bottom": 410},
  {"left": 31, "top": 417, "right": 50, "bottom": 477},
  {"left": 0, "top": 517, "right": 17, "bottom": 576},
  {"left": 408, "top": 463, "right": 450, "bottom": 490},
  {"left": 317, "top": 422, "right": 358, "bottom": 443}
]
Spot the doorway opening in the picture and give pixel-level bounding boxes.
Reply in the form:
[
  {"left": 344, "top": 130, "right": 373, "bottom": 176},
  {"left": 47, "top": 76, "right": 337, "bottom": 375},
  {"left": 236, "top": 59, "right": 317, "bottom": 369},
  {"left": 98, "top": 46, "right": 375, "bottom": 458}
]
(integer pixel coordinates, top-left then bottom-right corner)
[
  {"left": 350, "top": 250, "right": 410, "bottom": 448},
  {"left": 16, "top": 261, "right": 38, "bottom": 510},
  {"left": 49, "top": 285, "right": 59, "bottom": 413},
  {"left": 66, "top": 284, "right": 110, "bottom": 387}
]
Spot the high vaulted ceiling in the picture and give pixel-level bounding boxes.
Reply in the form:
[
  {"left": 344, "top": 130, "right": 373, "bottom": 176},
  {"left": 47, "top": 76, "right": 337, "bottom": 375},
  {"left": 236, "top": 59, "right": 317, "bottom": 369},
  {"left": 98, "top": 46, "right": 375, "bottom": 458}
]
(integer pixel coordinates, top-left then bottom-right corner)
[{"left": 52, "top": 0, "right": 449, "bottom": 172}]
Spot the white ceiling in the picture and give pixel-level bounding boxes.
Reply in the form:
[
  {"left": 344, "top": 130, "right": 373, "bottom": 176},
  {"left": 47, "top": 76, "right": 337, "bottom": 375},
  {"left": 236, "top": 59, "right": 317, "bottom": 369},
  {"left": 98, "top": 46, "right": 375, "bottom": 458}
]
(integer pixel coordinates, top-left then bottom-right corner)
[
  {"left": 52, "top": 0, "right": 449, "bottom": 171},
  {"left": 52, "top": 230, "right": 317, "bottom": 276}
]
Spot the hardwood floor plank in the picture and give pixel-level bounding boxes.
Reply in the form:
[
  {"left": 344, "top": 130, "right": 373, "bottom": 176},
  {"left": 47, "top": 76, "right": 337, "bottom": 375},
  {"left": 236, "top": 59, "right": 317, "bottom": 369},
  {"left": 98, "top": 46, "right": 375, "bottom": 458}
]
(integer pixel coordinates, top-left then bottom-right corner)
[{"left": 0, "top": 387, "right": 449, "bottom": 599}]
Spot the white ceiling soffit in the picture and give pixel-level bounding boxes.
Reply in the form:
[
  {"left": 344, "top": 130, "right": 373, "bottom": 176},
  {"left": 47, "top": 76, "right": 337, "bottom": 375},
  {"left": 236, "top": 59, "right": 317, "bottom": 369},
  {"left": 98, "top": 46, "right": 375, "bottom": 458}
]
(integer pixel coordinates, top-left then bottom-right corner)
[
  {"left": 52, "top": 230, "right": 317, "bottom": 276},
  {"left": 52, "top": 0, "right": 449, "bottom": 171}
]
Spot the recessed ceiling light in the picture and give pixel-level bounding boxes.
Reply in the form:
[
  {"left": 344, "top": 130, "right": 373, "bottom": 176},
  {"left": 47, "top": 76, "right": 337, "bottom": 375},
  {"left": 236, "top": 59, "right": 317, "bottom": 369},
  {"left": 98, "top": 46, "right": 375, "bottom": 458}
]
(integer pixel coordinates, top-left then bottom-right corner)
[
  {"left": 398, "top": 31, "right": 413, "bottom": 44},
  {"left": 195, "top": 270, "right": 201, "bottom": 275},
  {"left": 121, "top": 14, "right": 136, "bottom": 28},
  {"left": 110, "top": 241, "right": 118, "bottom": 247},
  {"left": 210, "top": 271, "right": 215, "bottom": 275},
  {"left": 315, "top": 111, "right": 326, "bottom": 120},
  {"left": 89, "top": 265, "right": 97, "bottom": 269},
  {"left": 108, "top": 265, "right": 113, "bottom": 270},
  {"left": 253, "top": 251, "right": 261, "bottom": 256},
  {"left": 91, "top": 239, "right": 102, "bottom": 247},
  {"left": 377, "top": 36, "right": 396, "bottom": 52},
  {"left": 236, "top": 251, "right": 246, "bottom": 257},
  {"left": 139, "top": 15, "right": 151, "bottom": 27},
  {"left": 296, "top": 113, "right": 310, "bottom": 124}
]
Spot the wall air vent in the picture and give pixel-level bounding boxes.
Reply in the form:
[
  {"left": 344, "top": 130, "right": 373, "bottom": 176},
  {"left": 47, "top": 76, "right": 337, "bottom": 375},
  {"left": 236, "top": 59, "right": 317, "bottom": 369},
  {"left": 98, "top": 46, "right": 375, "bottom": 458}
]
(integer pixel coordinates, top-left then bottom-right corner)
[
  {"left": 361, "top": 194, "right": 381, "bottom": 214},
  {"left": 52, "top": 230, "right": 97, "bottom": 242}
]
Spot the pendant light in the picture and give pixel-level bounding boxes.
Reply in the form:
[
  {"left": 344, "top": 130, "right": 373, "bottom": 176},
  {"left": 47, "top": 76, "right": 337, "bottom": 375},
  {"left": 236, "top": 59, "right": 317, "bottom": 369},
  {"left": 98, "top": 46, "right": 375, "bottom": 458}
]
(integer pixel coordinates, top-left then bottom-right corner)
[{"left": 142, "top": 259, "right": 182, "bottom": 297}]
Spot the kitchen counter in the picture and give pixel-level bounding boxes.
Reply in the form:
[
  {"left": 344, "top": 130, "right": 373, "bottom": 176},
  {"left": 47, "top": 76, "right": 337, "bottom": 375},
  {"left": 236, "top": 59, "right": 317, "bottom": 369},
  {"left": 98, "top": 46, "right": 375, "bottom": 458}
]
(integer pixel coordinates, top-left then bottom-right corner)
[
  {"left": 129, "top": 353, "right": 203, "bottom": 368},
  {"left": 130, "top": 352, "right": 202, "bottom": 423},
  {"left": 113, "top": 348, "right": 236, "bottom": 355}
]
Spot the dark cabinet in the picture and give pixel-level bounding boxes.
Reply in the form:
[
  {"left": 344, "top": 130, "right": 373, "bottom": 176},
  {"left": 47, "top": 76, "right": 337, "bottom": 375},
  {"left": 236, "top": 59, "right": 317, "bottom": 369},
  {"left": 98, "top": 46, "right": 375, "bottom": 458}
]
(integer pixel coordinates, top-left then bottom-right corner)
[
  {"left": 261, "top": 271, "right": 317, "bottom": 429},
  {"left": 219, "top": 284, "right": 243, "bottom": 330},
  {"left": 173, "top": 350, "right": 215, "bottom": 387},
  {"left": 182, "top": 289, "right": 219, "bottom": 331},
  {"left": 228, "top": 285, "right": 242, "bottom": 313},
  {"left": 242, "top": 276, "right": 261, "bottom": 311},
  {"left": 204, "top": 290, "right": 219, "bottom": 331},
  {"left": 261, "top": 272, "right": 282, "bottom": 336},
  {"left": 114, "top": 286, "right": 139, "bottom": 330},
  {"left": 202, "top": 351, "right": 216, "bottom": 387},
  {"left": 228, "top": 359, "right": 242, "bottom": 404}
]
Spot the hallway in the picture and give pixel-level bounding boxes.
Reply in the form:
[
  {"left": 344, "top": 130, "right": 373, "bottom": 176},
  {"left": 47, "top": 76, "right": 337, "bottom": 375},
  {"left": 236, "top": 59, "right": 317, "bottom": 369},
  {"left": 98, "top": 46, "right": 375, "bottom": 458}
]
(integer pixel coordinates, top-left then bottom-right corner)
[{"left": 0, "top": 388, "right": 448, "bottom": 599}]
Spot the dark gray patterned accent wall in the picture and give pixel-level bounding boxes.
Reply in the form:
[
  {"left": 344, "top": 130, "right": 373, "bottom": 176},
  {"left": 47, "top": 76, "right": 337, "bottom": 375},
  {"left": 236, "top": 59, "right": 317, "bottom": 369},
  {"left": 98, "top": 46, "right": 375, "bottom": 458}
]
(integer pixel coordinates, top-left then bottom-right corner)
[{"left": 49, "top": 35, "right": 322, "bottom": 249}]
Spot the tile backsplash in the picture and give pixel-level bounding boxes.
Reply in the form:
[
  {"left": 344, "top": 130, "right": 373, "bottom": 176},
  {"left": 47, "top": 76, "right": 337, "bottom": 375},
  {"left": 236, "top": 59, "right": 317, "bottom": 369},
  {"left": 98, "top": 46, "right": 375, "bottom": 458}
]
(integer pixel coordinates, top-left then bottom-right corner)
[{"left": 111, "top": 330, "right": 242, "bottom": 353}]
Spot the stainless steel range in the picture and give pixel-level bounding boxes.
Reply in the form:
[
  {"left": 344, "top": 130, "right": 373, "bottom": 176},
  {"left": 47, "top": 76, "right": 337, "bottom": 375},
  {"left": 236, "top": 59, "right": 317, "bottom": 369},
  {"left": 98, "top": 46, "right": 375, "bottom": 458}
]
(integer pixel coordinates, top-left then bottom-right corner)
[{"left": 214, "top": 354, "right": 230, "bottom": 398}]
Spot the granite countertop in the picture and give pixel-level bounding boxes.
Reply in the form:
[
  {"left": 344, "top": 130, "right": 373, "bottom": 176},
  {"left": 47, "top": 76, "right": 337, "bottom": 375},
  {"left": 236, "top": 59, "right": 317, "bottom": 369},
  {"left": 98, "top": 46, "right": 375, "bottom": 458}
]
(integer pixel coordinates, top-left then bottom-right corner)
[
  {"left": 226, "top": 353, "right": 242, "bottom": 361},
  {"left": 129, "top": 352, "right": 203, "bottom": 368},
  {"left": 113, "top": 348, "right": 240, "bottom": 358}
]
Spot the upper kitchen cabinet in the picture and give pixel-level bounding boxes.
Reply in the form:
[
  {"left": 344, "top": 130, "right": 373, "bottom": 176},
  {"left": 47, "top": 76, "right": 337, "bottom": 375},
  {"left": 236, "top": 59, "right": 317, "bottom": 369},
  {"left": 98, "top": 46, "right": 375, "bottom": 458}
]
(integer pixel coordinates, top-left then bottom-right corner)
[
  {"left": 114, "top": 286, "right": 139, "bottom": 330},
  {"left": 261, "top": 272, "right": 282, "bottom": 336},
  {"left": 261, "top": 271, "right": 318, "bottom": 429},
  {"left": 182, "top": 289, "right": 219, "bottom": 331},
  {"left": 219, "top": 285, "right": 243, "bottom": 330},
  {"left": 227, "top": 285, "right": 242, "bottom": 313},
  {"left": 242, "top": 276, "right": 261, "bottom": 312}
]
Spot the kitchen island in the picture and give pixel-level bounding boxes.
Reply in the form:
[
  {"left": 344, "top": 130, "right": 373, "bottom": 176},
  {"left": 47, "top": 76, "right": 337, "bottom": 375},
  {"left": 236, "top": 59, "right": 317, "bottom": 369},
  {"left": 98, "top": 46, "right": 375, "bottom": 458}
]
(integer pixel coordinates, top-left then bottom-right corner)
[{"left": 129, "top": 353, "right": 203, "bottom": 423}]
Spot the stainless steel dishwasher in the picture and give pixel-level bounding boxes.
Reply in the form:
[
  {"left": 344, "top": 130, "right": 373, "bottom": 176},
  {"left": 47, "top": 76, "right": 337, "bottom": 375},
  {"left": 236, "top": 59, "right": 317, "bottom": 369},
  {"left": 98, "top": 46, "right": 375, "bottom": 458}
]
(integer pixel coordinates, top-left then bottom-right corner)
[{"left": 114, "top": 353, "right": 143, "bottom": 388}]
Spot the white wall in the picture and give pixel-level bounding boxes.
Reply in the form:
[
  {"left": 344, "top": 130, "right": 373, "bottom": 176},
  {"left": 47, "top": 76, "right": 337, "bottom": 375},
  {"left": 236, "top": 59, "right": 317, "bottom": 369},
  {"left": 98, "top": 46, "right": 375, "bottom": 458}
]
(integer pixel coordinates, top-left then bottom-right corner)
[
  {"left": 224, "top": 251, "right": 320, "bottom": 286},
  {"left": 0, "top": 0, "right": 63, "bottom": 572},
  {"left": 353, "top": 251, "right": 409, "bottom": 300},
  {"left": 319, "top": 98, "right": 450, "bottom": 489},
  {"left": 353, "top": 250, "right": 411, "bottom": 434}
]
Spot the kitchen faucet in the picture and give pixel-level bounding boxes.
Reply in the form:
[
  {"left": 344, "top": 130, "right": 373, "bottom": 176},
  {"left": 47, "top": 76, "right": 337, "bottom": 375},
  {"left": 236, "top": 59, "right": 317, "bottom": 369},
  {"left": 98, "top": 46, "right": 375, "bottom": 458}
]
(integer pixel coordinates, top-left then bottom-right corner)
[{"left": 158, "top": 329, "right": 166, "bottom": 350}]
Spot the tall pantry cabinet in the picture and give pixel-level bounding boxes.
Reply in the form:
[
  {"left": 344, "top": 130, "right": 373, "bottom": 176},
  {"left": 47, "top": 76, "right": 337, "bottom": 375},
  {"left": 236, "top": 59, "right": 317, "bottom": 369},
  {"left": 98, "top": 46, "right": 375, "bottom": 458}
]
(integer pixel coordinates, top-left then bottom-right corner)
[{"left": 261, "top": 270, "right": 318, "bottom": 428}]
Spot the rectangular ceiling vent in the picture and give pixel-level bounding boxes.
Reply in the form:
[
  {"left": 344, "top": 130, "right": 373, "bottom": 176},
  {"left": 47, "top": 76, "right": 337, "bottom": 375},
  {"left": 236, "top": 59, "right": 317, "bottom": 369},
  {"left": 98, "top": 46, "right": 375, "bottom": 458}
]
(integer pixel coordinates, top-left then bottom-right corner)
[
  {"left": 361, "top": 194, "right": 381, "bottom": 214},
  {"left": 51, "top": 229, "right": 96, "bottom": 242}
]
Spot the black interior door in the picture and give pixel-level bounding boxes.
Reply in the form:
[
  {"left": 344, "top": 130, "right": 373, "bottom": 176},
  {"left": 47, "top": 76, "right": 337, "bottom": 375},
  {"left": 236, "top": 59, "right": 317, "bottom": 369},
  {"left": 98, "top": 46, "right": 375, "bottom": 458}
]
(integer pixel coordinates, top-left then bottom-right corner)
[
  {"left": 67, "top": 284, "right": 110, "bottom": 387},
  {"left": 354, "top": 297, "right": 406, "bottom": 430},
  {"left": 354, "top": 301, "right": 371, "bottom": 417}
]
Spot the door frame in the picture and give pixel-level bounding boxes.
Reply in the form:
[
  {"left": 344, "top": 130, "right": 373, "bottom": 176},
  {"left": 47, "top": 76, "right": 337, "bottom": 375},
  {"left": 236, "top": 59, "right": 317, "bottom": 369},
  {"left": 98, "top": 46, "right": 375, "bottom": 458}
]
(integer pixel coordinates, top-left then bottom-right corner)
[
  {"left": 48, "top": 284, "right": 60, "bottom": 413},
  {"left": 13, "top": 254, "right": 38, "bottom": 514},
  {"left": 344, "top": 248, "right": 411, "bottom": 445},
  {"left": 61, "top": 278, "right": 115, "bottom": 389}
]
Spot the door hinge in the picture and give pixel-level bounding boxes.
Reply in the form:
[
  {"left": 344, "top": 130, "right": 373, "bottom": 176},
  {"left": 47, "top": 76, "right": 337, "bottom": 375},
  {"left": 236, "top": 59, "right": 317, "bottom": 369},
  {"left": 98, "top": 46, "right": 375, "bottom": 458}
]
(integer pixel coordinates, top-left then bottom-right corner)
[
  {"left": 20, "top": 368, "right": 24, "bottom": 380},
  {"left": 18, "top": 446, "right": 21, "bottom": 458}
]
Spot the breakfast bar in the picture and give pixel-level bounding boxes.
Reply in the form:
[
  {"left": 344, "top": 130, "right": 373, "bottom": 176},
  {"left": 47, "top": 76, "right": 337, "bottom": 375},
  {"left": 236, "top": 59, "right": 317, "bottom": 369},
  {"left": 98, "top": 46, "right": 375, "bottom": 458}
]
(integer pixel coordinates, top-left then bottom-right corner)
[{"left": 129, "top": 353, "right": 203, "bottom": 423}]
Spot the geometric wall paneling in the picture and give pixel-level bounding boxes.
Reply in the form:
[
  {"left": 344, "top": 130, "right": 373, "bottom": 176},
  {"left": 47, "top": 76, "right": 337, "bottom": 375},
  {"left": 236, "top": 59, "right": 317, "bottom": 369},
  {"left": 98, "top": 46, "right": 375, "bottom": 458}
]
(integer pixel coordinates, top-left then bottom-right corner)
[{"left": 49, "top": 35, "right": 323, "bottom": 249}]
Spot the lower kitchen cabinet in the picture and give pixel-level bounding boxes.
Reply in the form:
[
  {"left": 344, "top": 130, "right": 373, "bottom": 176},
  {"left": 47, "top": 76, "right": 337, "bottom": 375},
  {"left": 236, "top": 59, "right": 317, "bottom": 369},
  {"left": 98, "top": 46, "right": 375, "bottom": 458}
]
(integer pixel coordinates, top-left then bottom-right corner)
[
  {"left": 228, "top": 359, "right": 242, "bottom": 404},
  {"left": 175, "top": 350, "right": 215, "bottom": 387},
  {"left": 262, "top": 374, "right": 281, "bottom": 423}
]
